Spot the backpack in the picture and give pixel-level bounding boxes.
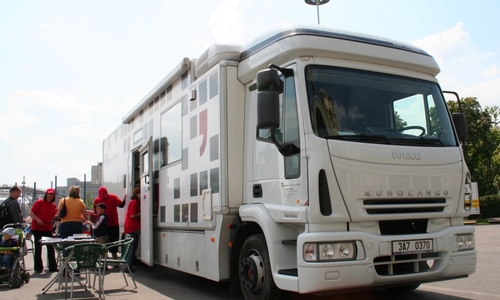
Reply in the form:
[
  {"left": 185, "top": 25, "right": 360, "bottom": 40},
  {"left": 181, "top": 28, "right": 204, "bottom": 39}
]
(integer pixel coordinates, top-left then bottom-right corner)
[{"left": 0, "top": 198, "right": 14, "bottom": 229}]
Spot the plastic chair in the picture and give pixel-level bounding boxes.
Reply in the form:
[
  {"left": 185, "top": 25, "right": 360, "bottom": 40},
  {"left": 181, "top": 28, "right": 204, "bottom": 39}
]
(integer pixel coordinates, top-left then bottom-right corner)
[
  {"left": 64, "top": 243, "right": 106, "bottom": 300},
  {"left": 100, "top": 238, "right": 137, "bottom": 290}
]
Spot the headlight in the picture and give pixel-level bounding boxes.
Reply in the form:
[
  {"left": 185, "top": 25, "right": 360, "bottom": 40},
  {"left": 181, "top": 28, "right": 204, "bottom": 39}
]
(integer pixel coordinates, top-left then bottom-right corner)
[
  {"left": 456, "top": 234, "right": 475, "bottom": 251},
  {"left": 303, "top": 242, "right": 356, "bottom": 262}
]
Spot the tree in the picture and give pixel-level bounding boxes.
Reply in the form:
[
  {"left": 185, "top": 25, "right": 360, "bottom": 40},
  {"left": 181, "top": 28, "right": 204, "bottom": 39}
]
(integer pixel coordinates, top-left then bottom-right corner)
[
  {"left": 447, "top": 97, "right": 500, "bottom": 196},
  {"left": 486, "top": 106, "right": 500, "bottom": 129},
  {"left": 395, "top": 111, "right": 407, "bottom": 129}
]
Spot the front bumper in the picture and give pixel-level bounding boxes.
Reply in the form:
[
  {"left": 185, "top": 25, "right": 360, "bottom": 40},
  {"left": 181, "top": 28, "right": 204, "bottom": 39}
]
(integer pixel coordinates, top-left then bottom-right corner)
[{"left": 295, "top": 226, "right": 477, "bottom": 294}]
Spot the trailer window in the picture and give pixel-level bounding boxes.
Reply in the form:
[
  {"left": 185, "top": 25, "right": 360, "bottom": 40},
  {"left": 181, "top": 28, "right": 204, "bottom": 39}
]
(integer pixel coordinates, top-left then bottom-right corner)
[{"left": 160, "top": 101, "right": 182, "bottom": 165}]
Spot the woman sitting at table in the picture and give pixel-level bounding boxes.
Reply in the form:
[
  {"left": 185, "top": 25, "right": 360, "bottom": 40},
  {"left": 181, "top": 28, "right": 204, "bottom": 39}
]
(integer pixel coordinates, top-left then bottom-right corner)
[{"left": 57, "top": 186, "right": 87, "bottom": 239}]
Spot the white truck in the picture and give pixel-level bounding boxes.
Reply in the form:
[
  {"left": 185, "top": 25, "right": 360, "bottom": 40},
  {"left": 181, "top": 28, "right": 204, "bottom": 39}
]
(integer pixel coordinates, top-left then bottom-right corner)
[{"left": 102, "top": 26, "right": 476, "bottom": 299}]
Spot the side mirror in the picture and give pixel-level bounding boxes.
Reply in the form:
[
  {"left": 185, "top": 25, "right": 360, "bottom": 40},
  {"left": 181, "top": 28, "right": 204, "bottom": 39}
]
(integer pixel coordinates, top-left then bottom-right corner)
[
  {"left": 256, "top": 69, "right": 281, "bottom": 130},
  {"left": 452, "top": 113, "right": 467, "bottom": 142},
  {"left": 255, "top": 68, "right": 299, "bottom": 157}
]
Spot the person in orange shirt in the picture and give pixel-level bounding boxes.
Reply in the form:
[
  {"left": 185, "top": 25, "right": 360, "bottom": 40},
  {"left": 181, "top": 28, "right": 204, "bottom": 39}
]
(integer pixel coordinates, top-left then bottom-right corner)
[{"left": 57, "top": 186, "right": 87, "bottom": 239}]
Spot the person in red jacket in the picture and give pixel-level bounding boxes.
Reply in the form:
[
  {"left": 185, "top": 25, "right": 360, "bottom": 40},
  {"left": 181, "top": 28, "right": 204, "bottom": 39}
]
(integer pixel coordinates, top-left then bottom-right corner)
[
  {"left": 93, "top": 186, "right": 126, "bottom": 260},
  {"left": 124, "top": 187, "right": 140, "bottom": 272},
  {"left": 29, "top": 188, "right": 58, "bottom": 273}
]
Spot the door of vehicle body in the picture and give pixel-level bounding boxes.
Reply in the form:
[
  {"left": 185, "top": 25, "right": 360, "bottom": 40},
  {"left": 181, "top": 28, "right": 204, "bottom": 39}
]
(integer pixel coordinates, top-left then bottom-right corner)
[{"left": 139, "top": 138, "right": 153, "bottom": 266}]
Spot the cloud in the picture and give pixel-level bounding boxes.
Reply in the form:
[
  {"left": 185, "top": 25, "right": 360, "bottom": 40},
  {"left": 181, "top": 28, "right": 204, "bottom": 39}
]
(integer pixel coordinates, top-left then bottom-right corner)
[
  {"left": 412, "top": 22, "right": 469, "bottom": 59},
  {"left": 460, "top": 77, "right": 500, "bottom": 108},
  {"left": 412, "top": 23, "right": 499, "bottom": 107},
  {"left": 42, "top": 22, "right": 65, "bottom": 30},
  {"left": 483, "top": 65, "right": 500, "bottom": 79},
  {"left": 208, "top": 0, "right": 243, "bottom": 45},
  {"left": 0, "top": 86, "right": 129, "bottom": 188}
]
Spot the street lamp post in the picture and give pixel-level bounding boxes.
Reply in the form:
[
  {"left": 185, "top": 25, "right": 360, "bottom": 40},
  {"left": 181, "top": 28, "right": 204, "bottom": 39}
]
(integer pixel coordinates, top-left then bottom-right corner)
[
  {"left": 32, "top": 182, "right": 36, "bottom": 216},
  {"left": 22, "top": 176, "right": 26, "bottom": 217},
  {"left": 305, "top": 0, "right": 330, "bottom": 25}
]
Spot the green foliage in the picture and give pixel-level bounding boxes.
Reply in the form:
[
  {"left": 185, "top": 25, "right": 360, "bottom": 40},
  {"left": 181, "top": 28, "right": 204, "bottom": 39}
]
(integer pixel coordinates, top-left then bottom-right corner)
[
  {"left": 478, "top": 194, "right": 500, "bottom": 219},
  {"left": 84, "top": 194, "right": 94, "bottom": 210},
  {"left": 429, "top": 106, "right": 443, "bottom": 139},
  {"left": 394, "top": 111, "right": 407, "bottom": 130},
  {"left": 447, "top": 98, "right": 500, "bottom": 195}
]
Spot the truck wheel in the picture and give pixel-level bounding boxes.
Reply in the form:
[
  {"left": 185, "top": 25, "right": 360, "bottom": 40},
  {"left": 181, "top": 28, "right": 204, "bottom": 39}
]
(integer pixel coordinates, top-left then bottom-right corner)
[{"left": 239, "top": 234, "right": 283, "bottom": 300}]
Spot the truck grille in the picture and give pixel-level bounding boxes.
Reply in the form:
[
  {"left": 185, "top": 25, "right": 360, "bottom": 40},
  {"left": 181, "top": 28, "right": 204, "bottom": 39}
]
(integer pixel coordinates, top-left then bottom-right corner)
[
  {"left": 374, "top": 252, "right": 441, "bottom": 276},
  {"left": 363, "top": 199, "right": 446, "bottom": 215},
  {"left": 379, "top": 219, "right": 427, "bottom": 235}
]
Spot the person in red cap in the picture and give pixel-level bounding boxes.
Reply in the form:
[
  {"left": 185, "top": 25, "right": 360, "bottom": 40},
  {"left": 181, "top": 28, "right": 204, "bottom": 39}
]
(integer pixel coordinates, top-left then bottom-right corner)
[
  {"left": 29, "top": 188, "right": 58, "bottom": 273},
  {"left": 94, "top": 186, "right": 126, "bottom": 261}
]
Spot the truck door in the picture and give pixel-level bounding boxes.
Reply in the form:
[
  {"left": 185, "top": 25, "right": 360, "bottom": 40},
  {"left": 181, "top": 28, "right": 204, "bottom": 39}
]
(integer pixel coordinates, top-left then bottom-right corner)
[
  {"left": 252, "top": 65, "right": 308, "bottom": 209},
  {"left": 139, "top": 138, "right": 154, "bottom": 266}
]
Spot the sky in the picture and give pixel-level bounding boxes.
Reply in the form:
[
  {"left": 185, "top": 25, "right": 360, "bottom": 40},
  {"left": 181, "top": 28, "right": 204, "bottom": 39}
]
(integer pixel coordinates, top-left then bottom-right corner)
[{"left": 1, "top": 0, "right": 499, "bottom": 190}]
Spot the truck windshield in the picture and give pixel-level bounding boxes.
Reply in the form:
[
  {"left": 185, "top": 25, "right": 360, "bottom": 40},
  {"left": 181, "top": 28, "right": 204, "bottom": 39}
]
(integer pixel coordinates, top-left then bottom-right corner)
[{"left": 305, "top": 66, "right": 457, "bottom": 147}]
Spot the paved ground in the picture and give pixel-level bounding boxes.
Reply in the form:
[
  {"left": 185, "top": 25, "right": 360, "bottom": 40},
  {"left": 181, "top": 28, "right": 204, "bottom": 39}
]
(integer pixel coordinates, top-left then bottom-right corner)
[{"left": 0, "top": 250, "right": 174, "bottom": 300}]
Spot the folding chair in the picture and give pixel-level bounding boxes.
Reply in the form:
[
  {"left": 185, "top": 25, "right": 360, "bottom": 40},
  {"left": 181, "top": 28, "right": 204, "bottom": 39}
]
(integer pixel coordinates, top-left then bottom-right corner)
[
  {"left": 64, "top": 243, "right": 106, "bottom": 300},
  {"left": 100, "top": 238, "right": 137, "bottom": 290},
  {"left": 23, "top": 225, "right": 35, "bottom": 261}
]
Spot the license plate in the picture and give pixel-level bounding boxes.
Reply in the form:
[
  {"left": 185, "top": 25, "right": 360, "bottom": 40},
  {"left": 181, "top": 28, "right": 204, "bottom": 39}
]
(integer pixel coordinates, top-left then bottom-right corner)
[{"left": 392, "top": 239, "right": 433, "bottom": 255}]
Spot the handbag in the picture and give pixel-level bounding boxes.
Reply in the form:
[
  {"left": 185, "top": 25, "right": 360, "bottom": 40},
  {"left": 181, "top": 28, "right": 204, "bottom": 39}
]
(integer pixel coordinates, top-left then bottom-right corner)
[{"left": 59, "top": 198, "right": 67, "bottom": 218}]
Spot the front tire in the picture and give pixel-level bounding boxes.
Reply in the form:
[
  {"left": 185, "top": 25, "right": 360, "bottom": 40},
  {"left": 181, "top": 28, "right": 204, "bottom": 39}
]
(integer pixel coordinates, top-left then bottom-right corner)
[{"left": 239, "top": 234, "right": 283, "bottom": 300}]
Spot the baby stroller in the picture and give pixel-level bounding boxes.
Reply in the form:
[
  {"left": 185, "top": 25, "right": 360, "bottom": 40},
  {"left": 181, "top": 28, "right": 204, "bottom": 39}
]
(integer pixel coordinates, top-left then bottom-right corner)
[{"left": 0, "top": 223, "right": 30, "bottom": 288}]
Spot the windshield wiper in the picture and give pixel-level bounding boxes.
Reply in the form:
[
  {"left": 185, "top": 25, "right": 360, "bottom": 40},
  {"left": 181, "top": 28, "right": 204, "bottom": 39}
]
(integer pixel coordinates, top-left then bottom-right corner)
[
  {"left": 325, "top": 134, "right": 391, "bottom": 144},
  {"left": 325, "top": 134, "right": 445, "bottom": 146},
  {"left": 389, "top": 137, "right": 444, "bottom": 147}
]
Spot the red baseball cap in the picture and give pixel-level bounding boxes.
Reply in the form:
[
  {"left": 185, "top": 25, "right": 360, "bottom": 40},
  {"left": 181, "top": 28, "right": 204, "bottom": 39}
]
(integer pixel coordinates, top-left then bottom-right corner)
[{"left": 46, "top": 188, "right": 56, "bottom": 194}]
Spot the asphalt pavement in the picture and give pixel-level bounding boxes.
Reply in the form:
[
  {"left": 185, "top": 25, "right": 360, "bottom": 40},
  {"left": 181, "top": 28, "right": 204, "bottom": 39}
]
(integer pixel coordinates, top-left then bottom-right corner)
[{"left": 0, "top": 249, "right": 174, "bottom": 300}]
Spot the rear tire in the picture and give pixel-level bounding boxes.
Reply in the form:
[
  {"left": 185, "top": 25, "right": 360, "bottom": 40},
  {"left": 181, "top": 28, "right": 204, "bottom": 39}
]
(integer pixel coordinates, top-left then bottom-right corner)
[{"left": 239, "top": 234, "right": 283, "bottom": 300}]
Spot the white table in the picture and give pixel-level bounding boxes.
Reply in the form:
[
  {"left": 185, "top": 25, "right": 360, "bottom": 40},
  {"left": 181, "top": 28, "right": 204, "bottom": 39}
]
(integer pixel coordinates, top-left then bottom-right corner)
[{"left": 40, "top": 236, "right": 95, "bottom": 294}]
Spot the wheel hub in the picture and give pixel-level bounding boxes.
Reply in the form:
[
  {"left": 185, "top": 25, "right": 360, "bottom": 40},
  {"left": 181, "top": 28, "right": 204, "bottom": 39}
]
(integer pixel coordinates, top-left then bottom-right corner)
[{"left": 241, "top": 252, "right": 264, "bottom": 294}]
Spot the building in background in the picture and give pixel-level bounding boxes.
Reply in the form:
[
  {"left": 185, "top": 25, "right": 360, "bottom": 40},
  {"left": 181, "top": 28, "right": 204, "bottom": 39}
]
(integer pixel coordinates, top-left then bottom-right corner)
[{"left": 56, "top": 162, "right": 102, "bottom": 207}]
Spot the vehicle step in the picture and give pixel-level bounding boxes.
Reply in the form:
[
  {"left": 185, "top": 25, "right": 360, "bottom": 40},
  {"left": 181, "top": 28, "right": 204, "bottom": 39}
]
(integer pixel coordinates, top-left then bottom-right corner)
[{"left": 278, "top": 268, "right": 298, "bottom": 276}]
